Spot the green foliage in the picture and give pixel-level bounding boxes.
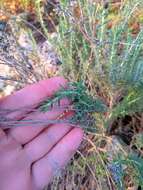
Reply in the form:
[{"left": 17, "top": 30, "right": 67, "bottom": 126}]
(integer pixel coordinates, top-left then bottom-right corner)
[
  {"left": 114, "top": 154, "right": 143, "bottom": 189},
  {"left": 40, "top": 81, "right": 107, "bottom": 130},
  {"left": 44, "top": 0, "right": 143, "bottom": 128},
  {"left": 133, "top": 133, "right": 143, "bottom": 150},
  {"left": 109, "top": 31, "right": 143, "bottom": 88},
  {"left": 108, "top": 162, "right": 124, "bottom": 190},
  {"left": 44, "top": 1, "right": 143, "bottom": 187},
  {"left": 112, "top": 87, "right": 143, "bottom": 118}
]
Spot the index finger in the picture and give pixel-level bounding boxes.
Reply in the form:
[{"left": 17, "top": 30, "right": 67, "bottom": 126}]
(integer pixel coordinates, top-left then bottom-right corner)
[{"left": 0, "top": 76, "right": 67, "bottom": 121}]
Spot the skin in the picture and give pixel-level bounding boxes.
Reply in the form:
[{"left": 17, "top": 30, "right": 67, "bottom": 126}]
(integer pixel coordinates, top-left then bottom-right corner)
[{"left": 0, "top": 76, "right": 83, "bottom": 190}]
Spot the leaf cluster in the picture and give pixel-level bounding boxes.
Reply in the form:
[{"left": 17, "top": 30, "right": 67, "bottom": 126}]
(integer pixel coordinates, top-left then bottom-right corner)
[
  {"left": 113, "top": 154, "right": 143, "bottom": 189},
  {"left": 40, "top": 81, "right": 107, "bottom": 129}
]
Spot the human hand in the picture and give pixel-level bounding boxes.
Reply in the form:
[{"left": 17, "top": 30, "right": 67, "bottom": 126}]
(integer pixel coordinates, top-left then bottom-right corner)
[{"left": 0, "top": 77, "right": 83, "bottom": 190}]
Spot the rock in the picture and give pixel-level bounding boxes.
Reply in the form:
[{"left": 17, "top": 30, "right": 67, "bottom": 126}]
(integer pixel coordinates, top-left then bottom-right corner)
[{"left": 0, "top": 19, "right": 62, "bottom": 97}]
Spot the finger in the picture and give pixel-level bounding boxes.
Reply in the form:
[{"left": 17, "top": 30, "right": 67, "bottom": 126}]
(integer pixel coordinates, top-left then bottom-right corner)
[
  {"left": 8, "top": 99, "right": 70, "bottom": 144},
  {"left": 32, "top": 128, "right": 83, "bottom": 189},
  {"left": 24, "top": 123, "right": 73, "bottom": 162},
  {"left": 0, "top": 76, "right": 67, "bottom": 120}
]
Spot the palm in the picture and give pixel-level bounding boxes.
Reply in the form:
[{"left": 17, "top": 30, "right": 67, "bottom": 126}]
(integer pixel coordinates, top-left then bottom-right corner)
[{"left": 0, "top": 77, "right": 83, "bottom": 190}]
